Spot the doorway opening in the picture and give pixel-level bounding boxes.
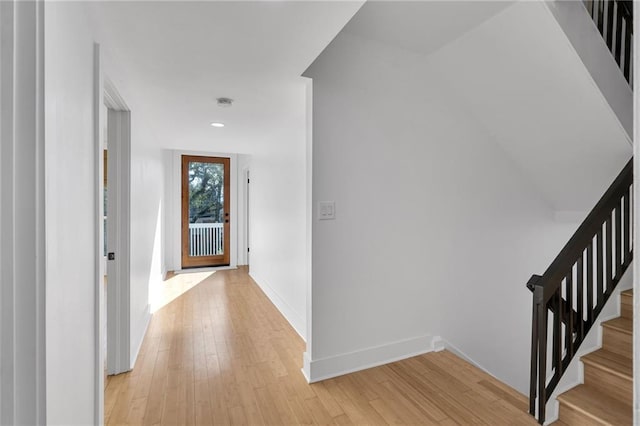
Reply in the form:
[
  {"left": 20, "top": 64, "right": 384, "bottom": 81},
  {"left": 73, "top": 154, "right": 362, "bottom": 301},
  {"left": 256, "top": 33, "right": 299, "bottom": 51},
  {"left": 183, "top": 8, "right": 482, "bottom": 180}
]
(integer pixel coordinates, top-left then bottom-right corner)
[{"left": 181, "top": 155, "right": 231, "bottom": 267}]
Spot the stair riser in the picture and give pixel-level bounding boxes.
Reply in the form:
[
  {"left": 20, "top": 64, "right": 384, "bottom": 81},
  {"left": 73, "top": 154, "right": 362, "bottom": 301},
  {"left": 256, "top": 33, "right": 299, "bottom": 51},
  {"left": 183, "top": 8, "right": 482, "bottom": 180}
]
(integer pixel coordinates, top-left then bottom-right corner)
[
  {"left": 602, "top": 327, "right": 631, "bottom": 358},
  {"left": 559, "top": 403, "right": 606, "bottom": 426},
  {"left": 584, "top": 365, "right": 632, "bottom": 406},
  {"left": 620, "top": 295, "right": 632, "bottom": 320}
]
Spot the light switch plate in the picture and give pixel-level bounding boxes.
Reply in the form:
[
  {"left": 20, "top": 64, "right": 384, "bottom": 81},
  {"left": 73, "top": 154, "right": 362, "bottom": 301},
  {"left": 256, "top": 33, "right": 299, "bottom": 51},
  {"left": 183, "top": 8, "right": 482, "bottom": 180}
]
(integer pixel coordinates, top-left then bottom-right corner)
[{"left": 318, "top": 201, "right": 335, "bottom": 220}]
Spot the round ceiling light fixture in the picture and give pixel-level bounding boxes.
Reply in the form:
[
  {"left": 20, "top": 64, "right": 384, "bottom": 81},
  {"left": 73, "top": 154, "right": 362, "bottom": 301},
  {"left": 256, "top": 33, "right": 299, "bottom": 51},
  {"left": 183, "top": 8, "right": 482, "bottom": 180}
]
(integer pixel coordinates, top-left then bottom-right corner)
[
  {"left": 210, "top": 122, "right": 225, "bottom": 128},
  {"left": 216, "top": 97, "right": 234, "bottom": 108}
]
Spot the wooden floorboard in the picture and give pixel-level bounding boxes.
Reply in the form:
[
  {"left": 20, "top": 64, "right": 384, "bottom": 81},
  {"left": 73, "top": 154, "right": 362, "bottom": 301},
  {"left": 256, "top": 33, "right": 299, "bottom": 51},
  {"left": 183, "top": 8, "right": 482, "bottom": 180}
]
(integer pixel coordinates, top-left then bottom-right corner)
[{"left": 106, "top": 267, "right": 535, "bottom": 425}]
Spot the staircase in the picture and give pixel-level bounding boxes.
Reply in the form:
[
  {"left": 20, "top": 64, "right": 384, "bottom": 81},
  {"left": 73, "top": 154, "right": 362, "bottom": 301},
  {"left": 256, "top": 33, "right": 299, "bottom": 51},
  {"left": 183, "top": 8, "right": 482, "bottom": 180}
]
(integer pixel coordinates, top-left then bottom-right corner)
[
  {"left": 555, "top": 289, "right": 632, "bottom": 425},
  {"left": 525, "top": 1, "right": 634, "bottom": 424},
  {"left": 527, "top": 159, "right": 633, "bottom": 424}
]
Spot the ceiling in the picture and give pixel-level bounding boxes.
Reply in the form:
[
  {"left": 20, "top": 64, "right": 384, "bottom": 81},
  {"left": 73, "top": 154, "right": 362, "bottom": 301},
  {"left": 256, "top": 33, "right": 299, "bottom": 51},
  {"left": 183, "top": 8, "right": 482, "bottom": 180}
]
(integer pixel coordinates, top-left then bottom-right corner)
[
  {"left": 343, "top": 1, "right": 512, "bottom": 56},
  {"left": 88, "top": 0, "right": 631, "bottom": 210},
  {"left": 88, "top": 1, "right": 364, "bottom": 154}
]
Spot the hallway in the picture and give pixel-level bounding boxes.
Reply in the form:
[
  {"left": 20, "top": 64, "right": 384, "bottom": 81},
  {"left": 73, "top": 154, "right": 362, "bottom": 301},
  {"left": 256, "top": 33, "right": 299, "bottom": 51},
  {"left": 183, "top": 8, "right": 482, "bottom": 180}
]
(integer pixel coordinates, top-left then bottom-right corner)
[{"left": 105, "top": 268, "right": 535, "bottom": 425}]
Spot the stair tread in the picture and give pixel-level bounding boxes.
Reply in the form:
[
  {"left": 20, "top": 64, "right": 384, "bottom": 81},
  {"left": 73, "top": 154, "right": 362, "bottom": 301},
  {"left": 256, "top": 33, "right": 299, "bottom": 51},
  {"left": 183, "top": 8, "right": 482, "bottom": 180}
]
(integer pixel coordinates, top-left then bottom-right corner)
[
  {"left": 581, "top": 349, "right": 632, "bottom": 380},
  {"left": 557, "top": 385, "right": 631, "bottom": 425},
  {"left": 621, "top": 289, "right": 633, "bottom": 297},
  {"left": 602, "top": 317, "right": 632, "bottom": 335}
]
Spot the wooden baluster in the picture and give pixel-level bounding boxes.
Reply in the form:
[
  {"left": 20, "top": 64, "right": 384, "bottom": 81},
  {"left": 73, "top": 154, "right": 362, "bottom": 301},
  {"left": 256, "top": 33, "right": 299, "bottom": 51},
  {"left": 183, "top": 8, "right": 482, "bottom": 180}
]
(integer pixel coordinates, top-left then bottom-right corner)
[
  {"left": 555, "top": 288, "right": 563, "bottom": 375},
  {"left": 615, "top": 203, "right": 622, "bottom": 282},
  {"left": 630, "top": 185, "right": 634, "bottom": 256},
  {"left": 598, "top": 0, "right": 605, "bottom": 34},
  {"left": 607, "top": 0, "right": 615, "bottom": 49},
  {"left": 538, "top": 302, "right": 548, "bottom": 424},
  {"left": 597, "top": 228, "right": 604, "bottom": 306},
  {"left": 606, "top": 216, "right": 613, "bottom": 296},
  {"left": 566, "top": 271, "right": 574, "bottom": 358},
  {"left": 529, "top": 298, "right": 539, "bottom": 416},
  {"left": 587, "top": 241, "right": 594, "bottom": 324},
  {"left": 615, "top": 2, "right": 624, "bottom": 64},
  {"left": 577, "top": 253, "right": 585, "bottom": 342},
  {"left": 624, "top": 188, "right": 630, "bottom": 264},
  {"left": 624, "top": 17, "right": 631, "bottom": 81}
]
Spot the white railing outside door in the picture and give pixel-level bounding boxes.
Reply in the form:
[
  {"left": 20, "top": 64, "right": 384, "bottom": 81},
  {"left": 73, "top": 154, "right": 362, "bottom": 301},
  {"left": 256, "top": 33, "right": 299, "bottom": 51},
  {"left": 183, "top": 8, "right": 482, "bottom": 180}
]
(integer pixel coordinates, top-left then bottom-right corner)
[{"left": 189, "top": 223, "right": 224, "bottom": 256}]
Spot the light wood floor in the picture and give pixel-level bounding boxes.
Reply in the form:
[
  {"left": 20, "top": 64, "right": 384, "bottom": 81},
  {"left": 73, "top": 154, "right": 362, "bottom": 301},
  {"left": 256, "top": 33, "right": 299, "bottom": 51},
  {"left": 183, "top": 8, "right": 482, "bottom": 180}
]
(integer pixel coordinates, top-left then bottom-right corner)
[{"left": 105, "top": 267, "right": 536, "bottom": 425}]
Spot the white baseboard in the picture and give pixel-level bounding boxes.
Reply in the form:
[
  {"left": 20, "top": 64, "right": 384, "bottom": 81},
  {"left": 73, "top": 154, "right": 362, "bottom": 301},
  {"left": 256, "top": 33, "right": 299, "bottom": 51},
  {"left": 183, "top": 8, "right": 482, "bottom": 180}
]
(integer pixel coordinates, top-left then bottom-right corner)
[
  {"left": 303, "top": 334, "right": 437, "bottom": 383},
  {"left": 432, "top": 336, "right": 498, "bottom": 380},
  {"left": 174, "top": 265, "right": 237, "bottom": 274},
  {"left": 248, "top": 272, "right": 306, "bottom": 341},
  {"left": 130, "top": 304, "right": 151, "bottom": 369}
]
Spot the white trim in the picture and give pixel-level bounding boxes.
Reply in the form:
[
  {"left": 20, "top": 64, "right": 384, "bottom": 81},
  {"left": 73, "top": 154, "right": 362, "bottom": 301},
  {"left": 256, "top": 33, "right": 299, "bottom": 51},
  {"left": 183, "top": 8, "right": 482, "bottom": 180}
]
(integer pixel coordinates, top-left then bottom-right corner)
[
  {"left": 0, "top": 1, "right": 46, "bottom": 422},
  {"left": 173, "top": 266, "right": 235, "bottom": 274},
  {"left": 249, "top": 271, "right": 306, "bottom": 340},
  {"left": 103, "top": 77, "right": 129, "bottom": 112},
  {"left": 633, "top": 7, "right": 639, "bottom": 425},
  {"left": 303, "top": 334, "right": 436, "bottom": 383},
  {"left": 240, "top": 166, "right": 250, "bottom": 266},
  {"left": 431, "top": 337, "right": 495, "bottom": 377},
  {"left": 93, "top": 42, "right": 105, "bottom": 426},
  {"left": 304, "top": 76, "right": 314, "bottom": 368}
]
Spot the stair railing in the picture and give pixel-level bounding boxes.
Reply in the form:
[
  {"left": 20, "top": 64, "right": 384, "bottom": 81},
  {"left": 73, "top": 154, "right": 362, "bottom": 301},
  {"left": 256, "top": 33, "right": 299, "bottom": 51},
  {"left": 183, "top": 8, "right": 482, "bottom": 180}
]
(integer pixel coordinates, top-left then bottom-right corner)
[
  {"left": 527, "top": 159, "right": 633, "bottom": 424},
  {"left": 584, "top": 0, "right": 633, "bottom": 84}
]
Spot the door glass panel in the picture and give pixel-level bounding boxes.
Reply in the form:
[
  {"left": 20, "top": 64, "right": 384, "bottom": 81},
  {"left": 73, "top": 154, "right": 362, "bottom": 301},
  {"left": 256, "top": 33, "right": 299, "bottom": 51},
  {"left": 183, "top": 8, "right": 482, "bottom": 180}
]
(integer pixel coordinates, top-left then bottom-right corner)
[{"left": 188, "top": 161, "right": 225, "bottom": 257}]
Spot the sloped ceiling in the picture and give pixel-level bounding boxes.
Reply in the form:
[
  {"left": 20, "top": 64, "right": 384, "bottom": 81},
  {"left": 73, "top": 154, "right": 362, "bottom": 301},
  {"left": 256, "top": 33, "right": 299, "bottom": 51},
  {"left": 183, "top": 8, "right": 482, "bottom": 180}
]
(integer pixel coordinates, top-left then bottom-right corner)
[{"left": 334, "top": 0, "right": 631, "bottom": 212}]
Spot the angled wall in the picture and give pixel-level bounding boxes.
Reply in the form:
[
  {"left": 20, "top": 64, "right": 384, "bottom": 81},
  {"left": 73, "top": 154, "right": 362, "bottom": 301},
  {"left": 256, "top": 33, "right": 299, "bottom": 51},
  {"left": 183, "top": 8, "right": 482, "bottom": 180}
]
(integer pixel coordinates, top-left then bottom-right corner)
[
  {"left": 544, "top": 0, "right": 633, "bottom": 139},
  {"left": 304, "top": 29, "right": 579, "bottom": 391}
]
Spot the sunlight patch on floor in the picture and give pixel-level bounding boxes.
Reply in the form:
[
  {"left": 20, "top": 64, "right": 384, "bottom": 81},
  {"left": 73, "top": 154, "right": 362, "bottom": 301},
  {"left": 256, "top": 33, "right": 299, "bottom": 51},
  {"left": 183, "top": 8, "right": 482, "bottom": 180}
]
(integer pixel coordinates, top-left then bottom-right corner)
[{"left": 150, "top": 271, "right": 215, "bottom": 313}]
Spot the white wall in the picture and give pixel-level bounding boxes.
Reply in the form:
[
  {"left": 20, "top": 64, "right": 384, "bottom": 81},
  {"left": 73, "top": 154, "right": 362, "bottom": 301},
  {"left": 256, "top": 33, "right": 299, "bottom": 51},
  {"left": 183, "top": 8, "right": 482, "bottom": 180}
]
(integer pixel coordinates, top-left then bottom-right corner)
[
  {"left": 45, "top": 4, "right": 99, "bottom": 423},
  {"left": 248, "top": 99, "right": 308, "bottom": 340},
  {"left": 45, "top": 2, "right": 165, "bottom": 422},
  {"left": 129, "top": 141, "right": 162, "bottom": 366},
  {"left": 303, "top": 32, "right": 578, "bottom": 391},
  {"left": 94, "top": 11, "right": 165, "bottom": 374}
]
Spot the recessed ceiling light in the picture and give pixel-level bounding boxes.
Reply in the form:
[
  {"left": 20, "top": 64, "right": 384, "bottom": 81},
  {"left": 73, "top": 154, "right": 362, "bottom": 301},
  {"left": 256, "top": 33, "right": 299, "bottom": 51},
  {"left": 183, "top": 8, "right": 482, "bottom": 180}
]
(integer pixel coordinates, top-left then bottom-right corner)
[{"left": 210, "top": 122, "right": 225, "bottom": 128}]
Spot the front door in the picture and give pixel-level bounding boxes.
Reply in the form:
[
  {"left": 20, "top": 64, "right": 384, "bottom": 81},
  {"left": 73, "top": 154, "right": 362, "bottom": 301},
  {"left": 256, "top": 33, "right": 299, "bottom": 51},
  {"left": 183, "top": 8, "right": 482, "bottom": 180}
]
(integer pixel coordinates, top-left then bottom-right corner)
[{"left": 181, "top": 155, "right": 231, "bottom": 268}]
